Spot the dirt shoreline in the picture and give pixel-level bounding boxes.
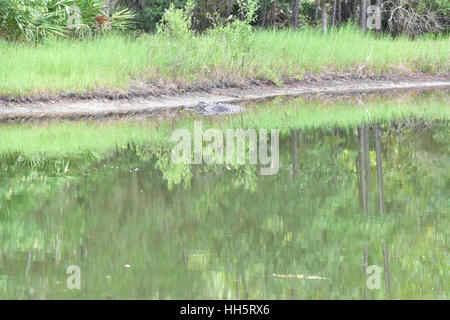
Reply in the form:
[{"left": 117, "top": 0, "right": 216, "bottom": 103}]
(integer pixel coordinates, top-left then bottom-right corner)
[{"left": 1, "top": 77, "right": 449, "bottom": 122}]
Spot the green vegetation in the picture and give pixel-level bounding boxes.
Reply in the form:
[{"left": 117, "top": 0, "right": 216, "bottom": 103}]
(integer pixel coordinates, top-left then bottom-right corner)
[
  {"left": 0, "top": 26, "right": 448, "bottom": 97},
  {"left": 0, "top": 1, "right": 448, "bottom": 98},
  {"left": 0, "top": 92, "right": 448, "bottom": 299},
  {"left": 2, "top": 0, "right": 449, "bottom": 40},
  {"left": 0, "top": 91, "right": 448, "bottom": 156},
  {"left": 1, "top": 0, "right": 448, "bottom": 301},
  {"left": 0, "top": 0, "right": 135, "bottom": 42},
  {"left": 0, "top": 115, "right": 448, "bottom": 299}
]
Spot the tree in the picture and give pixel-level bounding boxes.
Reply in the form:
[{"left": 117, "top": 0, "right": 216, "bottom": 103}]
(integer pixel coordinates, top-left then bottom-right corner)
[
  {"left": 226, "top": 0, "right": 233, "bottom": 18},
  {"left": 314, "top": 0, "right": 320, "bottom": 27},
  {"left": 332, "top": 0, "right": 337, "bottom": 27},
  {"left": 375, "top": 124, "right": 384, "bottom": 215},
  {"left": 384, "top": 0, "right": 447, "bottom": 37},
  {"left": 359, "top": 0, "right": 367, "bottom": 30},
  {"left": 321, "top": 0, "right": 328, "bottom": 34},
  {"left": 261, "top": 0, "right": 268, "bottom": 27},
  {"left": 337, "top": 0, "right": 341, "bottom": 27},
  {"left": 292, "top": 0, "right": 301, "bottom": 28}
]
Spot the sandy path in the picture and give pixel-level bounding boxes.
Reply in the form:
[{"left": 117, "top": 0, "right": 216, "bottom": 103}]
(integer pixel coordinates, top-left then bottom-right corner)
[{"left": 1, "top": 79, "right": 448, "bottom": 121}]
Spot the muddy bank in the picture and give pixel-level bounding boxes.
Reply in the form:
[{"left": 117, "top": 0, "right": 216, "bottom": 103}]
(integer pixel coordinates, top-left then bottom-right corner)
[
  {"left": 1, "top": 73, "right": 448, "bottom": 106},
  {"left": 0, "top": 78, "right": 449, "bottom": 122}
]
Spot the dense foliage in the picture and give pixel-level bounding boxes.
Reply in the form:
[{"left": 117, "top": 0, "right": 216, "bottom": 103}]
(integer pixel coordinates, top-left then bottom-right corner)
[
  {"left": 0, "top": 0, "right": 448, "bottom": 42},
  {"left": 124, "top": 0, "right": 449, "bottom": 36},
  {"left": 0, "top": 0, "right": 135, "bottom": 41},
  {"left": 0, "top": 102, "right": 448, "bottom": 298}
]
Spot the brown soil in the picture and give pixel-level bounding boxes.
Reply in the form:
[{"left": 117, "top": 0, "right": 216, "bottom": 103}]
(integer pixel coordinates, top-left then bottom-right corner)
[{"left": 0, "top": 75, "right": 448, "bottom": 122}]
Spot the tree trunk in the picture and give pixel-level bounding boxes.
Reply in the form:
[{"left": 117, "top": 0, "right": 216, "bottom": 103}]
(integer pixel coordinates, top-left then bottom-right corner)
[
  {"left": 268, "top": 0, "right": 278, "bottom": 26},
  {"left": 261, "top": 0, "right": 268, "bottom": 27},
  {"left": 322, "top": 0, "right": 328, "bottom": 34},
  {"left": 315, "top": 0, "right": 320, "bottom": 27},
  {"left": 332, "top": 0, "right": 337, "bottom": 27},
  {"left": 292, "top": 0, "right": 300, "bottom": 28},
  {"left": 359, "top": 0, "right": 367, "bottom": 30},
  {"left": 225, "top": 0, "right": 232, "bottom": 18},
  {"left": 352, "top": 0, "right": 358, "bottom": 24},
  {"left": 337, "top": 0, "right": 342, "bottom": 28},
  {"left": 192, "top": 3, "right": 199, "bottom": 31}
]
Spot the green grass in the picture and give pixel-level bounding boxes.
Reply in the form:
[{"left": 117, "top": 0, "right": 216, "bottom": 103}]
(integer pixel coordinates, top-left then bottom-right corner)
[
  {"left": 0, "top": 26, "right": 448, "bottom": 97},
  {"left": 0, "top": 92, "right": 447, "bottom": 156}
]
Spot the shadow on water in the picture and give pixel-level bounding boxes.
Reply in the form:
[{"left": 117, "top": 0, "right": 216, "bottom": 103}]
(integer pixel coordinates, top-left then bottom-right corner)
[{"left": 0, "top": 117, "right": 448, "bottom": 299}]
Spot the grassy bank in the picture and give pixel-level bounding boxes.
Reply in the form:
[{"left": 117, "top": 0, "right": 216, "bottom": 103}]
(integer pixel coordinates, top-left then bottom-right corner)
[
  {"left": 0, "top": 91, "right": 447, "bottom": 156},
  {"left": 0, "top": 26, "right": 449, "bottom": 98}
]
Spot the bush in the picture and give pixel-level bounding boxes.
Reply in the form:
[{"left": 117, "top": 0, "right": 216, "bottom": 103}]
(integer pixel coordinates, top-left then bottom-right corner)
[
  {"left": 156, "top": 1, "right": 193, "bottom": 39},
  {"left": 207, "top": 0, "right": 259, "bottom": 60},
  {"left": 0, "top": 0, "right": 68, "bottom": 42},
  {"left": 134, "top": 0, "right": 187, "bottom": 32},
  {"left": 384, "top": 0, "right": 449, "bottom": 38},
  {"left": 0, "top": 0, "right": 136, "bottom": 42}
]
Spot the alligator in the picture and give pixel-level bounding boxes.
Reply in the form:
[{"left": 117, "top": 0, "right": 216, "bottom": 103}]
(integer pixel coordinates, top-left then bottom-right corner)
[{"left": 184, "top": 101, "right": 246, "bottom": 115}]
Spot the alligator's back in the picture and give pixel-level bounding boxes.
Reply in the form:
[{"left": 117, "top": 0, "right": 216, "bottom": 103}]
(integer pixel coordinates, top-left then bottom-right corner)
[{"left": 184, "top": 102, "right": 245, "bottom": 115}]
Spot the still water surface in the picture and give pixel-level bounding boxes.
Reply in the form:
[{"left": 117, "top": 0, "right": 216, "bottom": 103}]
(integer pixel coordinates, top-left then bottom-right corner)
[{"left": 0, "top": 110, "right": 448, "bottom": 299}]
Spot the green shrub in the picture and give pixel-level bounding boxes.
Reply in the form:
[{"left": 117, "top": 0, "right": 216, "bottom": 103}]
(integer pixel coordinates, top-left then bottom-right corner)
[
  {"left": 0, "top": 0, "right": 68, "bottom": 42},
  {"left": 156, "top": 1, "right": 193, "bottom": 40},
  {"left": 0, "top": 0, "right": 135, "bottom": 42},
  {"left": 135, "top": 0, "right": 187, "bottom": 32}
]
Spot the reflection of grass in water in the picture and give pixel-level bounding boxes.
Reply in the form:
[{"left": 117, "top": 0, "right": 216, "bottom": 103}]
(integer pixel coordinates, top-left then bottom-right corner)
[
  {"left": 3, "top": 135, "right": 448, "bottom": 299},
  {"left": 0, "top": 122, "right": 159, "bottom": 156},
  {"left": 234, "top": 91, "right": 449, "bottom": 131},
  {"left": 0, "top": 92, "right": 448, "bottom": 156},
  {"left": 0, "top": 115, "right": 448, "bottom": 299}
]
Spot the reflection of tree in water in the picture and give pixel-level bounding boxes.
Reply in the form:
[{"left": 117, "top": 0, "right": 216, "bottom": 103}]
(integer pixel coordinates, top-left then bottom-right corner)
[
  {"left": 0, "top": 120, "right": 448, "bottom": 299},
  {"left": 358, "top": 125, "right": 371, "bottom": 215},
  {"left": 375, "top": 124, "right": 385, "bottom": 216},
  {"left": 356, "top": 124, "right": 386, "bottom": 216},
  {"left": 291, "top": 129, "right": 299, "bottom": 181},
  {"left": 357, "top": 123, "right": 390, "bottom": 298}
]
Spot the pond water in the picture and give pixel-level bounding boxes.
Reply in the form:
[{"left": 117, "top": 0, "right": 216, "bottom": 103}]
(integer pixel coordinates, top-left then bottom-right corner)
[{"left": 0, "top": 97, "right": 448, "bottom": 299}]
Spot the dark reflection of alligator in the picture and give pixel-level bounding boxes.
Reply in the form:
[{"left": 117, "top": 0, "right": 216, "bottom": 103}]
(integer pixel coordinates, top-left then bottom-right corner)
[{"left": 184, "top": 101, "right": 246, "bottom": 115}]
